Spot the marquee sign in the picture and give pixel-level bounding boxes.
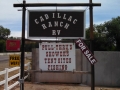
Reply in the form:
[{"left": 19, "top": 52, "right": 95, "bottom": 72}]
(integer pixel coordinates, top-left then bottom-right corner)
[
  {"left": 39, "top": 43, "right": 76, "bottom": 71},
  {"left": 76, "top": 38, "right": 97, "bottom": 64},
  {"left": 27, "top": 10, "right": 85, "bottom": 39}
]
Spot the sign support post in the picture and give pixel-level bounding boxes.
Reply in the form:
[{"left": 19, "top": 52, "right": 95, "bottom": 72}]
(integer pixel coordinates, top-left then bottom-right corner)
[
  {"left": 89, "top": 0, "right": 95, "bottom": 90},
  {"left": 20, "top": 0, "right": 26, "bottom": 90}
]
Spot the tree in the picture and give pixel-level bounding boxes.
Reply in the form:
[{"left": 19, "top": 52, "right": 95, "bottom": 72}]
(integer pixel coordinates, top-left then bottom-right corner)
[
  {"left": 0, "top": 25, "right": 11, "bottom": 39},
  {"left": 86, "top": 24, "right": 115, "bottom": 51},
  {"left": 0, "top": 40, "right": 5, "bottom": 52},
  {"left": 0, "top": 25, "right": 11, "bottom": 52},
  {"left": 104, "top": 16, "right": 120, "bottom": 51}
]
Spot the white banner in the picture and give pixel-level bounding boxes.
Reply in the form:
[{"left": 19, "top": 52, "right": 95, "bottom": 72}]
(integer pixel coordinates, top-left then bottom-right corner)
[{"left": 39, "top": 43, "right": 76, "bottom": 71}]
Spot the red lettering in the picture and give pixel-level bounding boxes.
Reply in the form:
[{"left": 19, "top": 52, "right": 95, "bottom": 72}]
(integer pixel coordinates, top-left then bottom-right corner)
[
  {"left": 70, "top": 45, "right": 72, "bottom": 50},
  {"left": 60, "top": 51, "right": 62, "bottom": 56},
  {"left": 65, "top": 65, "right": 67, "bottom": 70},
  {"left": 49, "top": 52, "right": 51, "bottom": 57},
  {"left": 69, "top": 58, "right": 71, "bottom": 63},
  {"left": 48, "top": 45, "right": 50, "bottom": 50},
  {"left": 63, "top": 51, "right": 65, "bottom": 56},
  {"left": 47, "top": 65, "right": 67, "bottom": 71},
  {"left": 55, "top": 51, "right": 59, "bottom": 56},
  {"left": 44, "top": 58, "right": 47, "bottom": 63},
  {"left": 66, "top": 58, "right": 68, "bottom": 63},
  {"left": 66, "top": 45, "right": 68, "bottom": 50},
  {"left": 46, "top": 52, "right": 48, "bottom": 57},
  {"left": 58, "top": 58, "right": 60, "bottom": 63},
  {"left": 63, "top": 58, "right": 65, "bottom": 63},
  {"left": 51, "top": 58, "right": 53, "bottom": 63},
  {"left": 62, "top": 65, "right": 64, "bottom": 70},
  {"left": 66, "top": 51, "right": 69, "bottom": 56},
  {"left": 56, "top": 45, "right": 58, "bottom": 50},
  {"left": 42, "top": 45, "right": 44, "bottom": 50},
  {"left": 52, "top": 51, "right": 54, "bottom": 57},
  {"left": 45, "top": 45, "right": 47, "bottom": 50},
  {"left": 61, "top": 58, "right": 62, "bottom": 63},
  {"left": 56, "top": 65, "right": 58, "bottom": 70},
  {"left": 51, "top": 45, "right": 54, "bottom": 50},
  {"left": 48, "top": 58, "right": 50, "bottom": 63},
  {"left": 54, "top": 58, "right": 56, "bottom": 63},
  {"left": 63, "top": 45, "right": 65, "bottom": 50},
  {"left": 48, "top": 65, "right": 50, "bottom": 70},
  {"left": 53, "top": 65, "right": 55, "bottom": 70},
  {"left": 59, "top": 45, "right": 62, "bottom": 50}
]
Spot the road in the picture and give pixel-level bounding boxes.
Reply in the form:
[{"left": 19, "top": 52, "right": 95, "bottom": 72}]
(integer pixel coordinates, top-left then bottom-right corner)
[
  {"left": 0, "top": 55, "right": 9, "bottom": 61},
  {"left": 0, "top": 53, "right": 32, "bottom": 61}
]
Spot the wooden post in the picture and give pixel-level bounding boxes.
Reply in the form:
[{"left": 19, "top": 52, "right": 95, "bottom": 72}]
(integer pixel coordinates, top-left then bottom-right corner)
[{"left": 89, "top": 0, "right": 95, "bottom": 90}]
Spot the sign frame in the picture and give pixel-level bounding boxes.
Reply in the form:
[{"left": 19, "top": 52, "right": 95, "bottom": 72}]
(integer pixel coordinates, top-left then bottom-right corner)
[{"left": 27, "top": 9, "right": 86, "bottom": 39}]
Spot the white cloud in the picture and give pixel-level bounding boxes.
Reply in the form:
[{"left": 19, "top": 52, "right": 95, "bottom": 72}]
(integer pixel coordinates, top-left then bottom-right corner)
[{"left": 10, "top": 30, "right": 27, "bottom": 38}]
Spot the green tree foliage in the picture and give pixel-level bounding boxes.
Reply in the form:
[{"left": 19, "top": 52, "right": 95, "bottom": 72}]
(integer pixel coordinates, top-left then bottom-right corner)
[
  {"left": 0, "top": 25, "right": 11, "bottom": 39},
  {"left": 0, "top": 40, "right": 5, "bottom": 52},
  {"left": 0, "top": 25, "right": 11, "bottom": 52},
  {"left": 86, "top": 23, "right": 116, "bottom": 51},
  {"left": 104, "top": 16, "right": 120, "bottom": 51}
]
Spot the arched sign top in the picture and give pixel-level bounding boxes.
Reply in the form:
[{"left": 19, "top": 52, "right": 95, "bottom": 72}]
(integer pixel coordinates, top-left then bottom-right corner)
[{"left": 27, "top": 9, "right": 86, "bottom": 39}]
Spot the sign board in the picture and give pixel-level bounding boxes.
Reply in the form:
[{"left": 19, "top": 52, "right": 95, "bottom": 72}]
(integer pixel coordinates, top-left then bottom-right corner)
[
  {"left": 6, "top": 40, "right": 21, "bottom": 51},
  {"left": 76, "top": 38, "right": 97, "bottom": 64},
  {"left": 39, "top": 43, "right": 76, "bottom": 71},
  {"left": 27, "top": 10, "right": 85, "bottom": 39},
  {"left": 9, "top": 54, "right": 20, "bottom": 67}
]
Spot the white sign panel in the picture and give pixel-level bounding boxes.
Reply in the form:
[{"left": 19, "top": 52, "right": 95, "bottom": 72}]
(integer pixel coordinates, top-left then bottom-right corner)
[{"left": 39, "top": 43, "right": 76, "bottom": 71}]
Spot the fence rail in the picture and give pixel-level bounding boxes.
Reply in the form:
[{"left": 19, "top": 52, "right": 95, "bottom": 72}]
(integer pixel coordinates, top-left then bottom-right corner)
[{"left": 0, "top": 62, "right": 31, "bottom": 90}]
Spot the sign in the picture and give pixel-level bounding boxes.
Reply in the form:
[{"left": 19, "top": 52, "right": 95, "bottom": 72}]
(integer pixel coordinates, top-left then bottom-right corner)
[
  {"left": 39, "top": 43, "right": 76, "bottom": 71},
  {"left": 27, "top": 10, "right": 85, "bottom": 39},
  {"left": 9, "top": 54, "right": 20, "bottom": 67},
  {"left": 76, "top": 38, "right": 97, "bottom": 64},
  {"left": 6, "top": 40, "right": 21, "bottom": 51}
]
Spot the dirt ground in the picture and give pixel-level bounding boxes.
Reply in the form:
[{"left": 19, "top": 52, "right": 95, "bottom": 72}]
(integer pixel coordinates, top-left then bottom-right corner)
[{"left": 14, "top": 82, "right": 120, "bottom": 90}]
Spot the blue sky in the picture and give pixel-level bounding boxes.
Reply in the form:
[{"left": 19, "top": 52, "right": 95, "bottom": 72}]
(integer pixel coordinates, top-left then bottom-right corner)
[{"left": 0, "top": 0, "right": 120, "bottom": 38}]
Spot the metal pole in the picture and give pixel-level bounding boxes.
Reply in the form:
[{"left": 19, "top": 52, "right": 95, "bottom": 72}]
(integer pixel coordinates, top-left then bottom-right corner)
[
  {"left": 89, "top": 0, "right": 95, "bottom": 90},
  {"left": 20, "top": 0, "right": 26, "bottom": 90}
]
